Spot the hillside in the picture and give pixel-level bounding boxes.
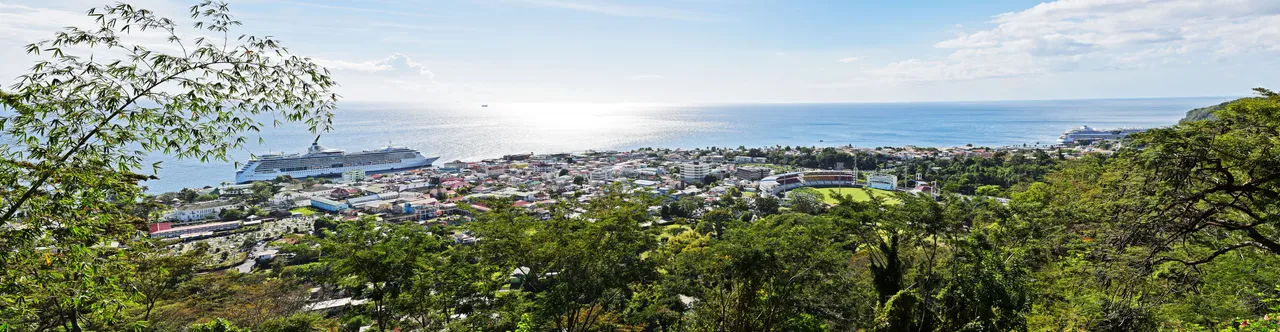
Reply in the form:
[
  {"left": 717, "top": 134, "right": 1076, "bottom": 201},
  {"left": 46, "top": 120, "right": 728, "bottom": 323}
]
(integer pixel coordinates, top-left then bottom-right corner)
[{"left": 1180, "top": 100, "right": 1235, "bottom": 123}]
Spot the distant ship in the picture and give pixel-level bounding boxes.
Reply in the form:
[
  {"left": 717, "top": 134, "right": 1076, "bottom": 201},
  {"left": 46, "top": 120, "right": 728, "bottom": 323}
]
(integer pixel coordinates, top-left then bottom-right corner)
[
  {"left": 235, "top": 143, "right": 438, "bottom": 183},
  {"left": 1057, "top": 125, "right": 1145, "bottom": 144},
  {"left": 481, "top": 104, "right": 489, "bottom": 107}
]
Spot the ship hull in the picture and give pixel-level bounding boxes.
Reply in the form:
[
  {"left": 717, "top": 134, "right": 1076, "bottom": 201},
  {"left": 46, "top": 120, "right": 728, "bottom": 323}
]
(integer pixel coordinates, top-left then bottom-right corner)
[{"left": 236, "top": 156, "right": 439, "bottom": 183}]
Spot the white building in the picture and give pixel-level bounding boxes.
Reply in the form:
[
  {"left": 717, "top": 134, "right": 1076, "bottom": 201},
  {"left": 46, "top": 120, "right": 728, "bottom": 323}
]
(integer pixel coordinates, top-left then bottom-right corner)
[
  {"left": 342, "top": 169, "right": 366, "bottom": 182},
  {"left": 530, "top": 162, "right": 556, "bottom": 174},
  {"left": 442, "top": 160, "right": 469, "bottom": 170},
  {"left": 485, "top": 165, "right": 507, "bottom": 177},
  {"left": 590, "top": 169, "right": 612, "bottom": 182},
  {"left": 868, "top": 174, "right": 898, "bottom": 191},
  {"left": 680, "top": 162, "right": 714, "bottom": 183},
  {"left": 396, "top": 180, "right": 430, "bottom": 191},
  {"left": 163, "top": 200, "right": 241, "bottom": 222}
]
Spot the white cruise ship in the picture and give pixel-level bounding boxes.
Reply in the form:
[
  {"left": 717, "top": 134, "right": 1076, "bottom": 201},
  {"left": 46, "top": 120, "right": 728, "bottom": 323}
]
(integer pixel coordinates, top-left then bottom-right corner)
[
  {"left": 235, "top": 143, "right": 438, "bottom": 183},
  {"left": 1057, "top": 125, "right": 1145, "bottom": 144}
]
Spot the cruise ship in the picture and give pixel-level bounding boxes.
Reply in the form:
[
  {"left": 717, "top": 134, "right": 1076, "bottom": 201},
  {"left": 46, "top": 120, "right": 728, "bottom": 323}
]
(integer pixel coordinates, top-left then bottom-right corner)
[
  {"left": 1057, "top": 125, "right": 1145, "bottom": 144},
  {"left": 235, "top": 143, "right": 438, "bottom": 183}
]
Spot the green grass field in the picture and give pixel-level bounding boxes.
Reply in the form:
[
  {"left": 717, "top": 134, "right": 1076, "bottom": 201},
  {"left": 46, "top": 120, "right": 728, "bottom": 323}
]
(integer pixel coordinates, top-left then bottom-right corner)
[
  {"left": 289, "top": 207, "right": 317, "bottom": 216},
  {"left": 811, "top": 187, "right": 900, "bottom": 205}
]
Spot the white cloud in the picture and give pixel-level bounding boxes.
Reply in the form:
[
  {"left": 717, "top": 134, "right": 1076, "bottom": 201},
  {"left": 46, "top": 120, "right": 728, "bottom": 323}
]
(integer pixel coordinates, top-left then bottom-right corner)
[
  {"left": 0, "top": 3, "right": 94, "bottom": 43},
  {"left": 838, "top": 56, "right": 862, "bottom": 63},
  {"left": 628, "top": 74, "right": 664, "bottom": 80},
  {"left": 511, "top": 0, "right": 716, "bottom": 21},
  {"left": 316, "top": 53, "right": 437, "bottom": 80},
  {"left": 869, "top": 0, "right": 1280, "bottom": 82},
  {"left": 309, "top": 53, "right": 493, "bottom": 102},
  {"left": 271, "top": 0, "right": 439, "bottom": 19}
]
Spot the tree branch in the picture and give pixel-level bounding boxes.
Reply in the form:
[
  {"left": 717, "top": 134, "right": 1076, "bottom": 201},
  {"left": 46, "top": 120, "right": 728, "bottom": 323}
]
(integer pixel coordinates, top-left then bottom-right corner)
[{"left": 1154, "top": 242, "right": 1267, "bottom": 266}]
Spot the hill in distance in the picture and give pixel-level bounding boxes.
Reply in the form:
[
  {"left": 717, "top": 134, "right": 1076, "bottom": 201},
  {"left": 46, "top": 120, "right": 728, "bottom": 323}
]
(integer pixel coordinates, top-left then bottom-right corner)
[{"left": 1180, "top": 99, "right": 1237, "bottom": 123}]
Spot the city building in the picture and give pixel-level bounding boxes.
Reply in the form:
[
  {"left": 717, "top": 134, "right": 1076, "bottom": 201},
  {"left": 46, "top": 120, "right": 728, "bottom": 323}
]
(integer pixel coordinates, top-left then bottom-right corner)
[
  {"left": 149, "top": 220, "right": 242, "bottom": 238},
  {"left": 486, "top": 165, "right": 507, "bottom": 177},
  {"left": 590, "top": 169, "right": 612, "bottom": 182},
  {"left": 868, "top": 174, "right": 898, "bottom": 191},
  {"left": 162, "top": 200, "right": 241, "bottom": 222},
  {"left": 311, "top": 197, "right": 350, "bottom": 212},
  {"left": 734, "top": 167, "right": 771, "bottom": 181},
  {"left": 680, "top": 162, "right": 714, "bottom": 183},
  {"left": 342, "top": 169, "right": 367, "bottom": 182},
  {"left": 441, "top": 160, "right": 469, "bottom": 171}
]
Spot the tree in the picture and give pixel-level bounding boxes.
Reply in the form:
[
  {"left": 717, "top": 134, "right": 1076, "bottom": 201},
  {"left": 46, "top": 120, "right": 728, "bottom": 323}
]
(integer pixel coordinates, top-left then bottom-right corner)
[
  {"left": 1084, "top": 89, "right": 1280, "bottom": 265},
  {"left": 753, "top": 195, "right": 780, "bottom": 216},
  {"left": 196, "top": 192, "right": 220, "bottom": 202},
  {"left": 319, "top": 217, "right": 421, "bottom": 331},
  {"left": 127, "top": 241, "right": 207, "bottom": 322},
  {"left": 788, "top": 189, "right": 825, "bottom": 215},
  {"left": 393, "top": 244, "right": 504, "bottom": 331},
  {"left": 249, "top": 181, "right": 277, "bottom": 204},
  {"left": 219, "top": 208, "right": 247, "bottom": 221},
  {"left": 0, "top": 2, "right": 335, "bottom": 329},
  {"left": 188, "top": 318, "right": 251, "bottom": 332},
  {"left": 975, "top": 185, "right": 1004, "bottom": 197},
  {"left": 702, "top": 173, "right": 718, "bottom": 186},
  {"left": 676, "top": 213, "right": 849, "bottom": 331},
  {"left": 559, "top": 169, "right": 570, "bottom": 177},
  {"left": 696, "top": 209, "right": 738, "bottom": 239},
  {"left": 270, "top": 175, "right": 295, "bottom": 184},
  {"left": 258, "top": 313, "right": 338, "bottom": 332},
  {"left": 311, "top": 216, "right": 339, "bottom": 237},
  {"left": 573, "top": 175, "right": 586, "bottom": 186},
  {"left": 179, "top": 188, "right": 200, "bottom": 203},
  {"left": 472, "top": 188, "right": 660, "bottom": 331}
]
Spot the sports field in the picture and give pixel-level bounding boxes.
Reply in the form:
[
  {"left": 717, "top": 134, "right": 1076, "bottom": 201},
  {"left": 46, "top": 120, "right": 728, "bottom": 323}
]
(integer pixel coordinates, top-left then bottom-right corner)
[{"left": 811, "top": 187, "right": 900, "bottom": 204}]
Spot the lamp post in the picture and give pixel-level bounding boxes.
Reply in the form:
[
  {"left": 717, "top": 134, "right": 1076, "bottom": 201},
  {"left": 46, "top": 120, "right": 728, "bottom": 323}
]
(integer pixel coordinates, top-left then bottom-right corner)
[{"left": 929, "top": 166, "right": 942, "bottom": 199}]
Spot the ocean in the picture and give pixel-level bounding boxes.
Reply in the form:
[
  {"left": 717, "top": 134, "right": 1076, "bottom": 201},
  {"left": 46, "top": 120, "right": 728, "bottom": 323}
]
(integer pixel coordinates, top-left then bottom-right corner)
[{"left": 142, "top": 97, "right": 1232, "bottom": 193}]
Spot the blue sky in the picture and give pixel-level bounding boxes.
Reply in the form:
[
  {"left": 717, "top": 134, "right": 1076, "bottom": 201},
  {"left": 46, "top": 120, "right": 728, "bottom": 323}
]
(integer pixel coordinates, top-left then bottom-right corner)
[{"left": 2, "top": 0, "right": 1279, "bottom": 103}]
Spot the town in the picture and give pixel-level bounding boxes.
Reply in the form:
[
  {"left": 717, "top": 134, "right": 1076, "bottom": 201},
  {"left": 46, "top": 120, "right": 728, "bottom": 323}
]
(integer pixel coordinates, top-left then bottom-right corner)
[{"left": 149, "top": 143, "right": 1100, "bottom": 276}]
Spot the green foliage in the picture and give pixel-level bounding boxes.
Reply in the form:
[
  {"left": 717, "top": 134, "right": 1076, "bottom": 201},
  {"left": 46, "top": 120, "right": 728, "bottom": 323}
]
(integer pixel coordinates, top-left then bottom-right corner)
[
  {"left": 0, "top": 1, "right": 335, "bottom": 329},
  {"left": 179, "top": 188, "right": 200, "bottom": 203},
  {"left": 196, "top": 192, "right": 220, "bottom": 202},
  {"left": 248, "top": 181, "right": 277, "bottom": 204},
  {"left": 1078, "top": 88, "right": 1280, "bottom": 266},
  {"left": 471, "top": 187, "right": 660, "bottom": 331},
  {"left": 702, "top": 173, "right": 718, "bottom": 185},
  {"left": 974, "top": 184, "right": 1004, "bottom": 197},
  {"left": 219, "top": 208, "right": 246, "bottom": 221},
  {"left": 893, "top": 150, "right": 1060, "bottom": 195},
  {"left": 258, "top": 312, "right": 338, "bottom": 332},
  {"left": 752, "top": 195, "right": 780, "bottom": 216},
  {"left": 787, "top": 188, "right": 825, "bottom": 214},
  {"left": 1180, "top": 99, "right": 1235, "bottom": 123},
  {"left": 188, "top": 318, "right": 250, "bottom": 332}
]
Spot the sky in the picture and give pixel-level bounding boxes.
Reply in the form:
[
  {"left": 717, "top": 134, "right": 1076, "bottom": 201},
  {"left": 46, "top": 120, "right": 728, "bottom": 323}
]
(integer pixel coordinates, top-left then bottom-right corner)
[{"left": 1, "top": 0, "right": 1279, "bottom": 103}]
